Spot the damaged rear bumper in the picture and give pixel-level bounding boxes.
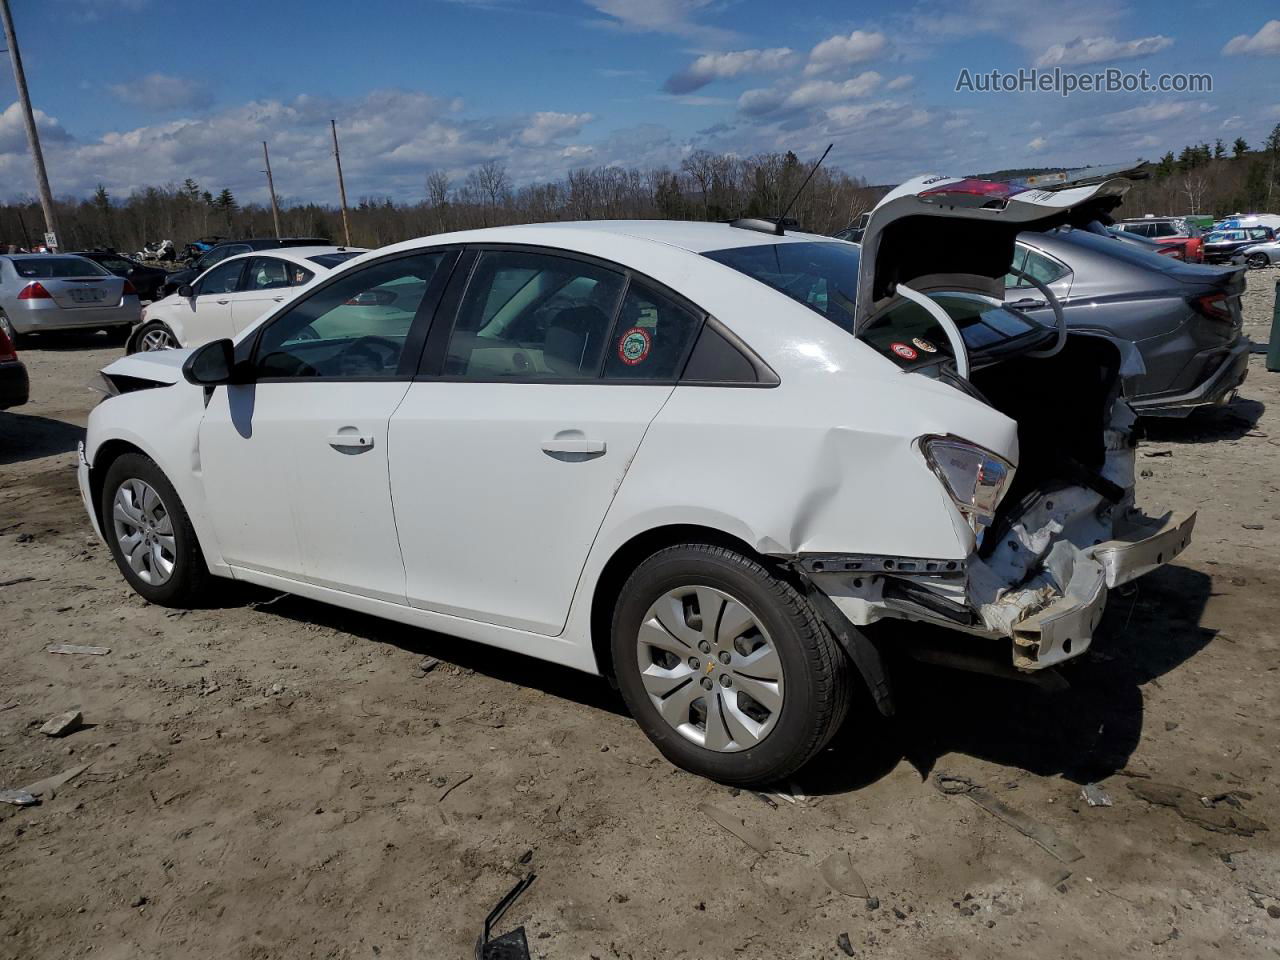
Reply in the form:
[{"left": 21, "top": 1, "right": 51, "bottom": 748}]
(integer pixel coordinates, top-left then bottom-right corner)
[{"left": 806, "top": 507, "right": 1195, "bottom": 673}]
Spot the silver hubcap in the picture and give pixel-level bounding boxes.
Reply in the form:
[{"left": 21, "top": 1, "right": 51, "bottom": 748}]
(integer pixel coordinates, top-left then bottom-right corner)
[
  {"left": 636, "top": 586, "right": 783, "bottom": 753},
  {"left": 112, "top": 479, "right": 176, "bottom": 586},
  {"left": 140, "top": 327, "right": 176, "bottom": 350}
]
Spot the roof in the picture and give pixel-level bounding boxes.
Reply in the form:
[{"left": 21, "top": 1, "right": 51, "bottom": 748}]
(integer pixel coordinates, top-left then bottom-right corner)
[
  {"left": 480, "top": 219, "right": 836, "bottom": 253},
  {"left": 219, "top": 245, "right": 367, "bottom": 267}
]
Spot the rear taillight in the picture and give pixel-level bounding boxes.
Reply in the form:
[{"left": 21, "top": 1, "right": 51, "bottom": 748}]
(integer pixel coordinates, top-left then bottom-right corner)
[
  {"left": 1192, "top": 293, "right": 1233, "bottom": 324},
  {"left": 122, "top": 279, "right": 138, "bottom": 296},
  {"left": 17, "top": 281, "right": 51, "bottom": 300},
  {"left": 0, "top": 326, "right": 16, "bottom": 361}
]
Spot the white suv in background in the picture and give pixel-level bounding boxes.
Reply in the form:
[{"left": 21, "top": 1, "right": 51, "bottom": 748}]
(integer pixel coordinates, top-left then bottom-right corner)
[{"left": 127, "top": 247, "right": 366, "bottom": 352}]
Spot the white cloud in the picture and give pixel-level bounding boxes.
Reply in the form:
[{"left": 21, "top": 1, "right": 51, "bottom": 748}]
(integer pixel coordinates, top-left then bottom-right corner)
[
  {"left": 1027, "top": 136, "right": 1047, "bottom": 152},
  {"left": 1220, "top": 115, "right": 1245, "bottom": 131},
  {"left": 886, "top": 74, "right": 914, "bottom": 91},
  {"left": 1223, "top": 20, "right": 1280, "bottom": 56},
  {"left": 108, "top": 73, "right": 213, "bottom": 112},
  {"left": 1034, "top": 34, "right": 1173, "bottom": 67},
  {"left": 663, "top": 48, "right": 796, "bottom": 94},
  {"left": 518, "top": 111, "right": 594, "bottom": 146},
  {"left": 805, "top": 30, "right": 888, "bottom": 76},
  {"left": 584, "top": 0, "right": 733, "bottom": 42},
  {"left": 738, "top": 72, "right": 882, "bottom": 116},
  {"left": 0, "top": 102, "right": 72, "bottom": 155}
]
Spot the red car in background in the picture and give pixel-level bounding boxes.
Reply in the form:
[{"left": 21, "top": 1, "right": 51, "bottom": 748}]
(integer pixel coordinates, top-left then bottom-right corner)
[
  {"left": 0, "top": 322, "right": 29, "bottom": 410},
  {"left": 1113, "top": 217, "right": 1204, "bottom": 262}
]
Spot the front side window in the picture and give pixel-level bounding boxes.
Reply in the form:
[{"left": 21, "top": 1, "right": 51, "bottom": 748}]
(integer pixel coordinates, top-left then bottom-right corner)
[
  {"left": 196, "top": 260, "right": 245, "bottom": 295},
  {"left": 444, "top": 250, "right": 625, "bottom": 379},
  {"left": 253, "top": 252, "right": 448, "bottom": 379}
]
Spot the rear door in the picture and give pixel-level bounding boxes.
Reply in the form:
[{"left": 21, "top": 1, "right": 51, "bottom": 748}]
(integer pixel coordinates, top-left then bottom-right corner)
[
  {"left": 388, "top": 248, "right": 702, "bottom": 635},
  {"left": 232, "top": 256, "right": 313, "bottom": 333}
]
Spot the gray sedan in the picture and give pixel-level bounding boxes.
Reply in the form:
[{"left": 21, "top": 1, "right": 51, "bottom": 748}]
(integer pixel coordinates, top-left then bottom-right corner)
[
  {"left": 0, "top": 255, "right": 141, "bottom": 341},
  {"left": 1006, "top": 228, "right": 1248, "bottom": 417}
]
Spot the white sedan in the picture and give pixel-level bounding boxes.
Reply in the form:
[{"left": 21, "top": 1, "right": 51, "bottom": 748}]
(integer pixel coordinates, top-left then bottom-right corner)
[
  {"left": 127, "top": 246, "right": 366, "bottom": 352},
  {"left": 79, "top": 177, "right": 1194, "bottom": 785}
]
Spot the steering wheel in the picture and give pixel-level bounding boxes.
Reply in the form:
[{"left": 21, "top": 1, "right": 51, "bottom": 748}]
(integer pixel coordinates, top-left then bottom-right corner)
[{"left": 340, "top": 336, "right": 401, "bottom": 375}]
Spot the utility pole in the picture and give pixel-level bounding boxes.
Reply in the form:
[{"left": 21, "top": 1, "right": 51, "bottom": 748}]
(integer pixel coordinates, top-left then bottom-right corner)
[
  {"left": 261, "top": 141, "right": 282, "bottom": 239},
  {"left": 0, "top": 0, "right": 59, "bottom": 250},
  {"left": 330, "top": 119, "right": 352, "bottom": 247}
]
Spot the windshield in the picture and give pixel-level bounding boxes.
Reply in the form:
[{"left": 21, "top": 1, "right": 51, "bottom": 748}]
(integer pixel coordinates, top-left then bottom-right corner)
[
  {"left": 704, "top": 241, "right": 860, "bottom": 331},
  {"left": 10, "top": 256, "right": 110, "bottom": 278},
  {"left": 861, "top": 293, "right": 1050, "bottom": 370},
  {"left": 307, "top": 252, "right": 363, "bottom": 269}
]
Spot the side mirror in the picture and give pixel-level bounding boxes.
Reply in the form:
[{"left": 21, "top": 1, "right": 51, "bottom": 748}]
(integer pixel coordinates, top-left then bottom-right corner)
[
  {"left": 182, "top": 338, "right": 235, "bottom": 386},
  {"left": 177, "top": 284, "right": 195, "bottom": 298}
]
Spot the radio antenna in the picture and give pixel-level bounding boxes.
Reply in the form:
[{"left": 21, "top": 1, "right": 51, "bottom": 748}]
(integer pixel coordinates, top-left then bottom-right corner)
[{"left": 776, "top": 143, "right": 833, "bottom": 230}]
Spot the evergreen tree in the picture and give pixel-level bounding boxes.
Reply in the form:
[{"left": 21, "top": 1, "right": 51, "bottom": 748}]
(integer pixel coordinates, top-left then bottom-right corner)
[
  {"left": 1157, "top": 151, "right": 1176, "bottom": 176},
  {"left": 1213, "top": 139, "right": 1225, "bottom": 160},
  {"left": 1232, "top": 137, "right": 1249, "bottom": 159}
]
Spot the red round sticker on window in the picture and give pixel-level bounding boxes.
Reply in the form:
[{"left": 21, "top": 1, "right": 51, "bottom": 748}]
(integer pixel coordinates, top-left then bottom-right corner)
[
  {"left": 890, "top": 342, "right": 918, "bottom": 360},
  {"left": 618, "top": 326, "right": 652, "bottom": 365}
]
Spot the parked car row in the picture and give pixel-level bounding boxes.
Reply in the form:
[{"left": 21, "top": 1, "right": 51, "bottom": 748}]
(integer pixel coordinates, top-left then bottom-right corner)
[{"left": 80, "top": 173, "right": 1211, "bottom": 785}]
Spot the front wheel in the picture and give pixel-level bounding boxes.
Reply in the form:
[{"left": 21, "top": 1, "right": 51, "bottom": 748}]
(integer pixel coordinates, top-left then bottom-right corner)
[
  {"left": 131, "top": 320, "right": 178, "bottom": 353},
  {"left": 1247, "top": 253, "right": 1270, "bottom": 270},
  {"left": 101, "top": 453, "right": 211, "bottom": 606},
  {"left": 611, "top": 543, "right": 851, "bottom": 786}
]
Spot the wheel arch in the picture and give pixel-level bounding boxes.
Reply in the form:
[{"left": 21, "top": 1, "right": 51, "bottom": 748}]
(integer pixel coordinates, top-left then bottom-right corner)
[
  {"left": 88, "top": 438, "right": 149, "bottom": 532},
  {"left": 588, "top": 523, "right": 780, "bottom": 679}
]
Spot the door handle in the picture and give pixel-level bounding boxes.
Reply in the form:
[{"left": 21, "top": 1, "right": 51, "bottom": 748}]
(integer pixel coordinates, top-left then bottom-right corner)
[
  {"left": 216, "top": 299, "right": 230, "bottom": 305},
  {"left": 541, "top": 437, "right": 606, "bottom": 461},
  {"left": 272, "top": 296, "right": 285, "bottom": 302},
  {"left": 328, "top": 433, "right": 374, "bottom": 450}
]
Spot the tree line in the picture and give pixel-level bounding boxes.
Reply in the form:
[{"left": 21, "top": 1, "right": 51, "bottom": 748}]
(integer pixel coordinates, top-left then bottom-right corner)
[{"left": 0, "top": 151, "right": 878, "bottom": 255}]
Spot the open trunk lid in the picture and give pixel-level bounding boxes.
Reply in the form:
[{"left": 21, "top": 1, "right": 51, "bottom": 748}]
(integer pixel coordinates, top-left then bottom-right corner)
[{"left": 853, "top": 174, "right": 1131, "bottom": 332}]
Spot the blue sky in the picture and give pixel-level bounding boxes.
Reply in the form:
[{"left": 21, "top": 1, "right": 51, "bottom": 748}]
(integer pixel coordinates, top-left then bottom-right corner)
[{"left": 1, "top": 0, "right": 1279, "bottom": 204}]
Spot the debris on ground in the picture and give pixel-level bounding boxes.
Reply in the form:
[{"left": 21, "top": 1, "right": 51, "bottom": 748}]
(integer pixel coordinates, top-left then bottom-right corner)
[
  {"left": 45, "top": 644, "right": 110, "bottom": 656},
  {"left": 935, "top": 774, "right": 1084, "bottom": 862},
  {"left": 1127, "top": 781, "right": 1268, "bottom": 836},
  {"left": 1242, "top": 523, "right": 1265, "bottom": 531},
  {"left": 22, "top": 763, "right": 91, "bottom": 801},
  {"left": 0, "top": 700, "right": 19, "bottom": 712},
  {"left": 39, "top": 710, "right": 83, "bottom": 737},
  {"left": 1143, "top": 449, "right": 1173, "bottom": 457},
  {"left": 698, "top": 802, "right": 772, "bottom": 855},
  {"left": 836, "top": 932, "right": 855, "bottom": 956},
  {"left": 0, "top": 788, "right": 38, "bottom": 806},
  {"left": 412, "top": 656, "right": 441, "bottom": 679},
  {"left": 439, "top": 772, "right": 474, "bottom": 803},
  {"left": 475, "top": 873, "right": 536, "bottom": 960},
  {"left": 1081, "top": 783, "right": 1113, "bottom": 807},
  {"left": 819, "top": 851, "right": 869, "bottom": 898},
  {"left": 0, "top": 575, "right": 36, "bottom": 588}
]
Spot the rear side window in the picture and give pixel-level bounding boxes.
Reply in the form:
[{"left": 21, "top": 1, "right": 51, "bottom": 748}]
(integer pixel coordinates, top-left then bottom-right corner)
[
  {"left": 11, "top": 257, "right": 110, "bottom": 278},
  {"left": 244, "top": 257, "right": 293, "bottom": 291},
  {"left": 1006, "top": 246, "right": 1069, "bottom": 287},
  {"left": 307, "top": 252, "right": 362, "bottom": 269},
  {"left": 444, "top": 250, "right": 625, "bottom": 379},
  {"left": 601, "top": 282, "right": 701, "bottom": 380}
]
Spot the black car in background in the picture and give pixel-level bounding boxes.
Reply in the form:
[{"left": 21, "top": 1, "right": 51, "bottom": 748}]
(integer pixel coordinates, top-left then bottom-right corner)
[
  {"left": 1203, "top": 226, "right": 1274, "bottom": 264},
  {"left": 159, "top": 237, "right": 331, "bottom": 296},
  {"left": 72, "top": 251, "right": 170, "bottom": 302},
  {"left": 0, "top": 320, "right": 29, "bottom": 410}
]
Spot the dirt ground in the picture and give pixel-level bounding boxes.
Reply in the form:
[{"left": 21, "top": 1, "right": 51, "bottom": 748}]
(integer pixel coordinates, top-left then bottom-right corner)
[{"left": 2, "top": 272, "right": 1280, "bottom": 960}]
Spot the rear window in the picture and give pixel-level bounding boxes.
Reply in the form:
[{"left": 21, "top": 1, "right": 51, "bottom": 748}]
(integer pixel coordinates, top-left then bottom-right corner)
[
  {"left": 307, "top": 252, "right": 363, "bottom": 269},
  {"left": 10, "top": 256, "right": 110, "bottom": 278},
  {"left": 703, "top": 241, "right": 860, "bottom": 331}
]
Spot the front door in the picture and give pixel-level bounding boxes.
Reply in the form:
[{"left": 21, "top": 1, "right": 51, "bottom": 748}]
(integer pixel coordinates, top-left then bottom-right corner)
[
  {"left": 181, "top": 258, "right": 246, "bottom": 346},
  {"left": 390, "top": 249, "right": 703, "bottom": 635},
  {"left": 197, "top": 250, "right": 457, "bottom": 600}
]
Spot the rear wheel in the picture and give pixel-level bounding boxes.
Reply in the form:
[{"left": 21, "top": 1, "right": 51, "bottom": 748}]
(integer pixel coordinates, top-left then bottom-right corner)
[
  {"left": 132, "top": 320, "right": 178, "bottom": 353},
  {"left": 611, "top": 543, "right": 850, "bottom": 786},
  {"left": 0, "top": 312, "right": 19, "bottom": 346},
  {"left": 1247, "top": 252, "right": 1270, "bottom": 270},
  {"left": 101, "top": 453, "right": 211, "bottom": 606}
]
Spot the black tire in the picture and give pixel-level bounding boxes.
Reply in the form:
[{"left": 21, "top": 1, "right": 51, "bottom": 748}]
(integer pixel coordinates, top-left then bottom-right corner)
[
  {"left": 611, "top": 543, "right": 851, "bottom": 786},
  {"left": 128, "top": 320, "right": 177, "bottom": 354},
  {"left": 1247, "top": 253, "right": 1270, "bottom": 270},
  {"left": 0, "top": 312, "right": 19, "bottom": 347},
  {"left": 101, "top": 453, "right": 212, "bottom": 607}
]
